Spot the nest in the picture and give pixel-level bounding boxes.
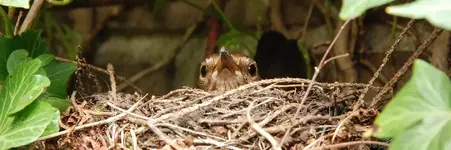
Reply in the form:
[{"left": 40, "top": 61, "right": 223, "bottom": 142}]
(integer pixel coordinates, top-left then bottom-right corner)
[{"left": 39, "top": 78, "right": 391, "bottom": 150}]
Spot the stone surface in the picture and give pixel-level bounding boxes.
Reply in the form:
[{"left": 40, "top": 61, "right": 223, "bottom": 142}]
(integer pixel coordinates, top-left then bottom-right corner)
[{"left": 82, "top": 0, "right": 447, "bottom": 96}]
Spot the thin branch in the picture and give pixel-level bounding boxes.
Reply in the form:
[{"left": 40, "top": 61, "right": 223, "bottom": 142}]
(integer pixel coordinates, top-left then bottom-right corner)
[
  {"left": 331, "top": 110, "right": 359, "bottom": 142},
  {"left": 0, "top": 6, "right": 13, "bottom": 37},
  {"left": 247, "top": 101, "right": 281, "bottom": 150},
  {"left": 298, "top": 2, "right": 314, "bottom": 40},
  {"left": 147, "top": 119, "right": 183, "bottom": 150},
  {"left": 307, "top": 140, "right": 389, "bottom": 150},
  {"left": 279, "top": 19, "right": 353, "bottom": 146},
  {"left": 356, "top": 19, "right": 415, "bottom": 109},
  {"left": 371, "top": 28, "right": 444, "bottom": 105},
  {"left": 153, "top": 76, "right": 377, "bottom": 123},
  {"left": 14, "top": 11, "right": 23, "bottom": 36},
  {"left": 19, "top": 0, "right": 45, "bottom": 34},
  {"left": 54, "top": 56, "right": 144, "bottom": 93},
  {"left": 37, "top": 95, "right": 146, "bottom": 141},
  {"left": 323, "top": 53, "right": 349, "bottom": 65},
  {"left": 107, "top": 64, "right": 117, "bottom": 101}
]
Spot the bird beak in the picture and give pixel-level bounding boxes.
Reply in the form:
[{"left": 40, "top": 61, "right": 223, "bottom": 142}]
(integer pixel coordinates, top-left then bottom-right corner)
[{"left": 219, "top": 47, "right": 239, "bottom": 72}]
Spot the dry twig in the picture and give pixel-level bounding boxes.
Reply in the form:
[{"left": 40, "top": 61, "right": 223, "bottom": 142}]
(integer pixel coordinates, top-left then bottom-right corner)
[
  {"left": 371, "top": 28, "right": 444, "bottom": 105},
  {"left": 357, "top": 19, "right": 415, "bottom": 109}
]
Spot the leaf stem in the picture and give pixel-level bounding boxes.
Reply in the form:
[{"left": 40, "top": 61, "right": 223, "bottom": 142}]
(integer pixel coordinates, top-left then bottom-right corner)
[
  {"left": 47, "top": 0, "right": 73, "bottom": 6},
  {"left": 210, "top": 0, "right": 234, "bottom": 30},
  {"left": 0, "top": 7, "right": 13, "bottom": 38}
]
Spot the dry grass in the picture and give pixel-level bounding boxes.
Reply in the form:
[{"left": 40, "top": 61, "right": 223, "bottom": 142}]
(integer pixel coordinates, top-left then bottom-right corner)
[{"left": 37, "top": 78, "right": 391, "bottom": 150}]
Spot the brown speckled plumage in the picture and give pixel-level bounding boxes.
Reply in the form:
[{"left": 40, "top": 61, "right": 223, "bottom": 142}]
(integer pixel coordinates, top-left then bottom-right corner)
[{"left": 198, "top": 47, "right": 260, "bottom": 92}]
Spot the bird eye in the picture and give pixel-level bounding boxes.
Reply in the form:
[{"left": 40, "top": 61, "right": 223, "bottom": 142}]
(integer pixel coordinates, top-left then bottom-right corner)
[
  {"left": 200, "top": 65, "right": 207, "bottom": 77},
  {"left": 248, "top": 64, "right": 257, "bottom": 76}
]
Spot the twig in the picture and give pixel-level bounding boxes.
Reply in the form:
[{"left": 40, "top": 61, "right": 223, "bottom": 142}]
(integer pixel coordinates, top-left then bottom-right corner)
[
  {"left": 303, "top": 134, "right": 332, "bottom": 150},
  {"left": 307, "top": 140, "right": 389, "bottom": 150},
  {"left": 371, "top": 28, "right": 444, "bottom": 105},
  {"left": 19, "top": 0, "right": 44, "bottom": 34},
  {"left": 323, "top": 53, "right": 349, "bottom": 65},
  {"left": 153, "top": 77, "right": 370, "bottom": 123},
  {"left": 37, "top": 95, "right": 146, "bottom": 141},
  {"left": 54, "top": 56, "right": 144, "bottom": 93},
  {"left": 158, "top": 123, "right": 225, "bottom": 140},
  {"left": 0, "top": 6, "right": 13, "bottom": 37},
  {"left": 116, "top": 59, "right": 166, "bottom": 91},
  {"left": 298, "top": 2, "right": 314, "bottom": 39},
  {"left": 107, "top": 64, "right": 117, "bottom": 101},
  {"left": 279, "top": 19, "right": 353, "bottom": 146},
  {"left": 331, "top": 110, "right": 359, "bottom": 142},
  {"left": 246, "top": 100, "right": 281, "bottom": 150},
  {"left": 240, "top": 114, "right": 347, "bottom": 141},
  {"left": 194, "top": 138, "right": 243, "bottom": 150},
  {"left": 130, "top": 128, "right": 138, "bottom": 150},
  {"left": 356, "top": 19, "right": 415, "bottom": 109},
  {"left": 147, "top": 119, "right": 183, "bottom": 150},
  {"left": 359, "top": 59, "right": 388, "bottom": 84},
  {"left": 14, "top": 11, "right": 23, "bottom": 36}
]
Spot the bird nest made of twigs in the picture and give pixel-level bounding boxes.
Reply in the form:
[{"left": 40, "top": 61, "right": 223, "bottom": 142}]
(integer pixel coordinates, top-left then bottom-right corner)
[{"left": 38, "top": 78, "right": 391, "bottom": 150}]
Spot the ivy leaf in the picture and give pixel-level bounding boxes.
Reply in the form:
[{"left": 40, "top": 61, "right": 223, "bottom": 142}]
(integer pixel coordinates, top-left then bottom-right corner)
[
  {"left": 40, "top": 96, "right": 70, "bottom": 113},
  {"left": 41, "top": 105, "right": 60, "bottom": 137},
  {"left": 373, "top": 59, "right": 451, "bottom": 150},
  {"left": 0, "top": 0, "right": 31, "bottom": 9},
  {"left": 339, "top": 0, "right": 394, "bottom": 20},
  {"left": 44, "top": 61, "right": 76, "bottom": 98},
  {"left": 11, "top": 30, "right": 50, "bottom": 58},
  {"left": 0, "top": 30, "right": 50, "bottom": 80},
  {"left": 6, "top": 50, "right": 31, "bottom": 75},
  {"left": 0, "top": 38, "right": 15, "bottom": 80},
  {"left": 386, "top": 0, "right": 451, "bottom": 30},
  {"left": 0, "top": 101, "right": 55, "bottom": 150},
  {"left": 217, "top": 30, "right": 257, "bottom": 57},
  {"left": 35, "top": 54, "right": 55, "bottom": 67},
  {"left": 3, "top": 59, "right": 50, "bottom": 115},
  {"left": 218, "top": 30, "right": 242, "bottom": 49}
]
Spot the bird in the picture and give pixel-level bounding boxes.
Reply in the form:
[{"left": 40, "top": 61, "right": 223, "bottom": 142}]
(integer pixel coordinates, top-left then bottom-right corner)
[{"left": 198, "top": 47, "right": 260, "bottom": 92}]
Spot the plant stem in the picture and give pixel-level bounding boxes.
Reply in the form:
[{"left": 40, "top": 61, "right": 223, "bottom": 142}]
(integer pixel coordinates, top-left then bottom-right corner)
[
  {"left": 47, "top": 0, "right": 73, "bottom": 6},
  {"left": 19, "top": 0, "right": 45, "bottom": 34},
  {"left": 210, "top": 0, "right": 234, "bottom": 30},
  {"left": 7, "top": 7, "right": 15, "bottom": 20},
  {"left": 0, "top": 6, "right": 13, "bottom": 38}
]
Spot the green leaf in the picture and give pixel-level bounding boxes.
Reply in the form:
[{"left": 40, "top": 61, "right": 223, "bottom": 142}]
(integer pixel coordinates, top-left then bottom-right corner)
[
  {"left": 35, "top": 54, "right": 55, "bottom": 67},
  {"left": 0, "top": 0, "right": 31, "bottom": 9},
  {"left": 36, "top": 68, "right": 47, "bottom": 76},
  {"left": 6, "top": 50, "right": 31, "bottom": 75},
  {"left": 40, "top": 96, "right": 70, "bottom": 112},
  {"left": 44, "top": 61, "right": 76, "bottom": 98},
  {"left": 0, "top": 39, "right": 15, "bottom": 80},
  {"left": 13, "top": 30, "right": 50, "bottom": 58},
  {"left": 218, "top": 30, "right": 243, "bottom": 50},
  {"left": 339, "top": 0, "right": 394, "bottom": 20},
  {"left": 0, "top": 101, "right": 55, "bottom": 150},
  {"left": 152, "top": 0, "right": 165, "bottom": 17},
  {"left": 373, "top": 59, "right": 451, "bottom": 150},
  {"left": 386, "top": 0, "right": 451, "bottom": 30},
  {"left": 41, "top": 106, "right": 60, "bottom": 137},
  {"left": 2, "top": 59, "right": 50, "bottom": 115},
  {"left": 0, "top": 30, "right": 51, "bottom": 80},
  {"left": 218, "top": 30, "right": 258, "bottom": 58}
]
